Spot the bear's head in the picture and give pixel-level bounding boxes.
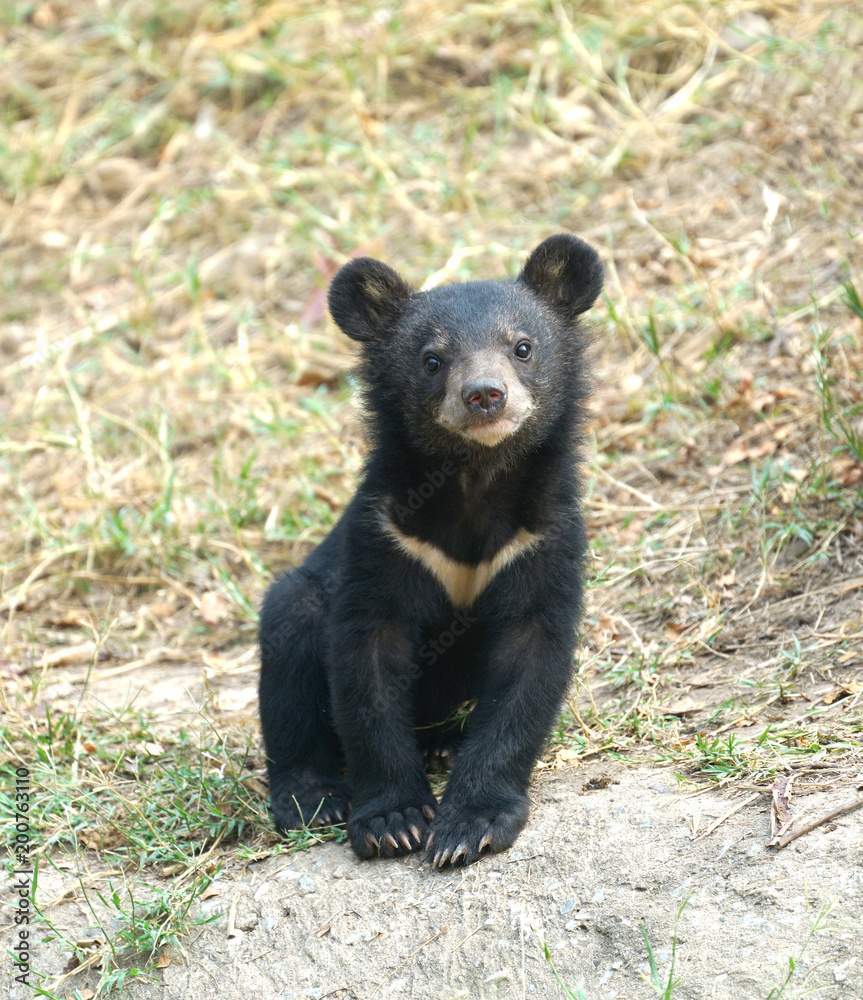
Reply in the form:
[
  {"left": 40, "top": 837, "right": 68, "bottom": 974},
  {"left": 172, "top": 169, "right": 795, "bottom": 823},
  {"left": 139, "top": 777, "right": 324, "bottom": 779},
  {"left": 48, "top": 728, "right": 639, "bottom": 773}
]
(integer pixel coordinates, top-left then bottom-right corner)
[{"left": 328, "top": 235, "right": 603, "bottom": 457}]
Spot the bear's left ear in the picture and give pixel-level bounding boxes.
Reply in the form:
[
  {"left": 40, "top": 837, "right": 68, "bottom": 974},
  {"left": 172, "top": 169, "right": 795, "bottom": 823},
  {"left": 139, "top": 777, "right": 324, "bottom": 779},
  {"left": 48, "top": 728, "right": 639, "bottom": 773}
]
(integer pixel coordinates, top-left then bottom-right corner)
[
  {"left": 328, "top": 257, "right": 414, "bottom": 342},
  {"left": 517, "top": 234, "right": 603, "bottom": 318}
]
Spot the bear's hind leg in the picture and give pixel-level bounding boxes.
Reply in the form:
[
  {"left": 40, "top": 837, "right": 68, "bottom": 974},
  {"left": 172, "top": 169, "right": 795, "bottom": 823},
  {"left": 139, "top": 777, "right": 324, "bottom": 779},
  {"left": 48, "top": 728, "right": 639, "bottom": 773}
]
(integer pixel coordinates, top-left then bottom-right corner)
[{"left": 259, "top": 571, "right": 349, "bottom": 830}]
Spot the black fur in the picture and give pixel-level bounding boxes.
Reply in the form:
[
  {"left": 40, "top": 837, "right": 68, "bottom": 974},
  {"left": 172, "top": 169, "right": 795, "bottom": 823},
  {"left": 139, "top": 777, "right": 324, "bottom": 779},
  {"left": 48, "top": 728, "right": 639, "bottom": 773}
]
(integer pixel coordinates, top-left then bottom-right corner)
[{"left": 259, "top": 234, "right": 603, "bottom": 866}]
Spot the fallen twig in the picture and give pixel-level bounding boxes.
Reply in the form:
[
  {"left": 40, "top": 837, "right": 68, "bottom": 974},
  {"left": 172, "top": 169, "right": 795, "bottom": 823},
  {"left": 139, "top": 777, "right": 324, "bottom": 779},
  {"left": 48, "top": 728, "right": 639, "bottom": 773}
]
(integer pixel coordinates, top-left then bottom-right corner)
[
  {"left": 774, "top": 797, "right": 863, "bottom": 850},
  {"left": 693, "top": 792, "right": 760, "bottom": 841},
  {"left": 226, "top": 886, "right": 241, "bottom": 938}
]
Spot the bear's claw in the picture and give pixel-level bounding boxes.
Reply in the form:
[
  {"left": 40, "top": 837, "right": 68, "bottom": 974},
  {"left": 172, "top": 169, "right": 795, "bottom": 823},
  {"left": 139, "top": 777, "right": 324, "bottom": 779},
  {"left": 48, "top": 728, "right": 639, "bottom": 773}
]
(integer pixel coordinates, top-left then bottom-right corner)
[
  {"left": 348, "top": 802, "right": 436, "bottom": 859},
  {"left": 424, "top": 797, "right": 530, "bottom": 868},
  {"left": 270, "top": 772, "right": 350, "bottom": 832}
]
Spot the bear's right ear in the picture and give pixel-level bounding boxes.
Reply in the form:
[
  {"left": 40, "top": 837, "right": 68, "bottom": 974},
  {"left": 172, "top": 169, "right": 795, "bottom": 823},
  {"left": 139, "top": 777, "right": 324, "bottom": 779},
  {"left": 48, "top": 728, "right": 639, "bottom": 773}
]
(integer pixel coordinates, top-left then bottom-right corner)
[
  {"left": 328, "top": 258, "right": 413, "bottom": 342},
  {"left": 518, "top": 234, "right": 603, "bottom": 319}
]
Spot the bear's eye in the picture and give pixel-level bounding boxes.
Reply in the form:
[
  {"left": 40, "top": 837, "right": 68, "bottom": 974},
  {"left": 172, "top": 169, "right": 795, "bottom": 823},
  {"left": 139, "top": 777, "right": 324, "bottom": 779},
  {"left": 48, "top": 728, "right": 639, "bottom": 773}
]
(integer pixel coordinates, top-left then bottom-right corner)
[
  {"left": 424, "top": 355, "right": 441, "bottom": 373},
  {"left": 514, "top": 341, "right": 532, "bottom": 361}
]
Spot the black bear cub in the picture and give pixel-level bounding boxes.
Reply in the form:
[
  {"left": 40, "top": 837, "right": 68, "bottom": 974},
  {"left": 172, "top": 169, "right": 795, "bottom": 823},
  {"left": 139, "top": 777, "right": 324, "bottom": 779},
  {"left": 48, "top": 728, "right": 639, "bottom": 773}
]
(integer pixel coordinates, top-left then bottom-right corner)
[{"left": 259, "top": 234, "right": 603, "bottom": 866}]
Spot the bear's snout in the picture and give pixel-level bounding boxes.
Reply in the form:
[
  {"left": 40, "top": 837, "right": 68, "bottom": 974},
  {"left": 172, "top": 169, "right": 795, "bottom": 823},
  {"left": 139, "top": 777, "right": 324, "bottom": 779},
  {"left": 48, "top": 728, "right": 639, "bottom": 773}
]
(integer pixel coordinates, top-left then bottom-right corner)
[{"left": 462, "top": 380, "right": 507, "bottom": 414}]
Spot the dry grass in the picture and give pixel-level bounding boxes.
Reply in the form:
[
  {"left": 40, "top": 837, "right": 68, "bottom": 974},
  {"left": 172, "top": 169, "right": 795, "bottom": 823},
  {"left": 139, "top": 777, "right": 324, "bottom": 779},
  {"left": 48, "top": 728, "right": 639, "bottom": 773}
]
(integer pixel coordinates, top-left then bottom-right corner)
[{"left": 1, "top": 0, "right": 862, "bottom": 990}]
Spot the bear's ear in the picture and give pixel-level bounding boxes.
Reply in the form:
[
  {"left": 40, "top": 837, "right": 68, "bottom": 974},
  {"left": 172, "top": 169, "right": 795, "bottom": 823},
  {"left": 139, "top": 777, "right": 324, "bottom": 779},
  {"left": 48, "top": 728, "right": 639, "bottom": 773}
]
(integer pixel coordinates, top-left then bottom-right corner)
[
  {"left": 328, "top": 257, "right": 413, "bottom": 342},
  {"left": 517, "top": 234, "right": 603, "bottom": 318}
]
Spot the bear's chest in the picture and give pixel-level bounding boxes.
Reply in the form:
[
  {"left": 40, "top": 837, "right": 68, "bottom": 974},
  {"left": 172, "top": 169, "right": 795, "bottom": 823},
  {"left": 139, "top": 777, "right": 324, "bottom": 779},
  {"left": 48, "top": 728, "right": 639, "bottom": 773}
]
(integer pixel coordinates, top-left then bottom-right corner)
[{"left": 382, "top": 517, "right": 541, "bottom": 607}]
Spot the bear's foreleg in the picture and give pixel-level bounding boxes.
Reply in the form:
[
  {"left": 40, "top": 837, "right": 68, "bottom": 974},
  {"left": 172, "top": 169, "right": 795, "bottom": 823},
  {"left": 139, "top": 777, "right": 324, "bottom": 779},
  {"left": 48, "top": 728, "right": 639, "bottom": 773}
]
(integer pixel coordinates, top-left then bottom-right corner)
[
  {"left": 426, "top": 616, "right": 575, "bottom": 866},
  {"left": 329, "top": 622, "right": 438, "bottom": 859}
]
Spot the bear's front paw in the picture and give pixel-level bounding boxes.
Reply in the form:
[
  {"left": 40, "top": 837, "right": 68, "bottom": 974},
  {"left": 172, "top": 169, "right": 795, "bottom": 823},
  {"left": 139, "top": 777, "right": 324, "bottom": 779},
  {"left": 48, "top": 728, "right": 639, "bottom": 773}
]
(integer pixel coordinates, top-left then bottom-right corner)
[
  {"left": 348, "top": 797, "right": 437, "bottom": 859},
  {"left": 270, "top": 771, "right": 351, "bottom": 831},
  {"left": 425, "top": 796, "right": 530, "bottom": 867}
]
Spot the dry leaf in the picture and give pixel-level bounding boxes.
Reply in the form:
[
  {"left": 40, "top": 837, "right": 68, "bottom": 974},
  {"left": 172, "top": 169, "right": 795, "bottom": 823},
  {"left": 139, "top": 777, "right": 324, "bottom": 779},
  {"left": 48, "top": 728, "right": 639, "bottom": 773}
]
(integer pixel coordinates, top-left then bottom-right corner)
[
  {"left": 147, "top": 602, "right": 175, "bottom": 618},
  {"left": 40, "top": 641, "right": 98, "bottom": 668},
  {"left": 823, "top": 681, "right": 861, "bottom": 704},
  {"left": 831, "top": 458, "right": 863, "bottom": 486},
  {"left": 212, "top": 688, "right": 257, "bottom": 713},
  {"left": 78, "top": 825, "right": 126, "bottom": 850},
  {"left": 596, "top": 613, "right": 619, "bottom": 634},
  {"left": 749, "top": 438, "right": 779, "bottom": 459},
  {"left": 772, "top": 775, "right": 794, "bottom": 825},
  {"left": 779, "top": 482, "right": 797, "bottom": 503},
  {"left": 296, "top": 367, "right": 342, "bottom": 389},
  {"left": 722, "top": 444, "right": 748, "bottom": 466},
  {"left": 751, "top": 392, "right": 776, "bottom": 412},
  {"left": 773, "top": 385, "right": 804, "bottom": 401},
  {"left": 45, "top": 610, "right": 93, "bottom": 628},
  {"left": 723, "top": 438, "right": 778, "bottom": 465},
  {"left": 665, "top": 622, "right": 695, "bottom": 641},
  {"left": 155, "top": 953, "right": 172, "bottom": 969},
  {"left": 766, "top": 775, "right": 795, "bottom": 846},
  {"left": 663, "top": 698, "right": 703, "bottom": 716},
  {"left": 736, "top": 370, "right": 754, "bottom": 404},
  {"left": 199, "top": 591, "right": 230, "bottom": 625},
  {"left": 200, "top": 885, "right": 222, "bottom": 901}
]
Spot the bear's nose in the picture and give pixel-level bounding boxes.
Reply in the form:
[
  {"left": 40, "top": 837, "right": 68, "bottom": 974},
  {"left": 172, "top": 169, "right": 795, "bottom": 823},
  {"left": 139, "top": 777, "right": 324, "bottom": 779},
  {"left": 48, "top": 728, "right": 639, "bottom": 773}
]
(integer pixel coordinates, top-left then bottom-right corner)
[{"left": 462, "top": 380, "right": 507, "bottom": 414}]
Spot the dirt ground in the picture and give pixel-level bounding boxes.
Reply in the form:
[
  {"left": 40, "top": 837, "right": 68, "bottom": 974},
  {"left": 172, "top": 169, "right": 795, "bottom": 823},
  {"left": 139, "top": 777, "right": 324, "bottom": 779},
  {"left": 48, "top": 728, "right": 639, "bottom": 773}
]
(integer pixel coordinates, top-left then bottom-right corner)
[
  {"left": 30, "top": 758, "right": 863, "bottom": 1000},
  {"left": 20, "top": 643, "right": 863, "bottom": 1000}
]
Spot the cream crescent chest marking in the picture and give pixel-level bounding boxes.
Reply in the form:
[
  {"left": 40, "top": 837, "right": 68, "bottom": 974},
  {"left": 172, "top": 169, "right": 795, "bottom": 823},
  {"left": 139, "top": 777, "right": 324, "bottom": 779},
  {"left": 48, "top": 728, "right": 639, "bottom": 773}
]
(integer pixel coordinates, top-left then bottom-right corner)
[{"left": 381, "top": 516, "right": 542, "bottom": 608}]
